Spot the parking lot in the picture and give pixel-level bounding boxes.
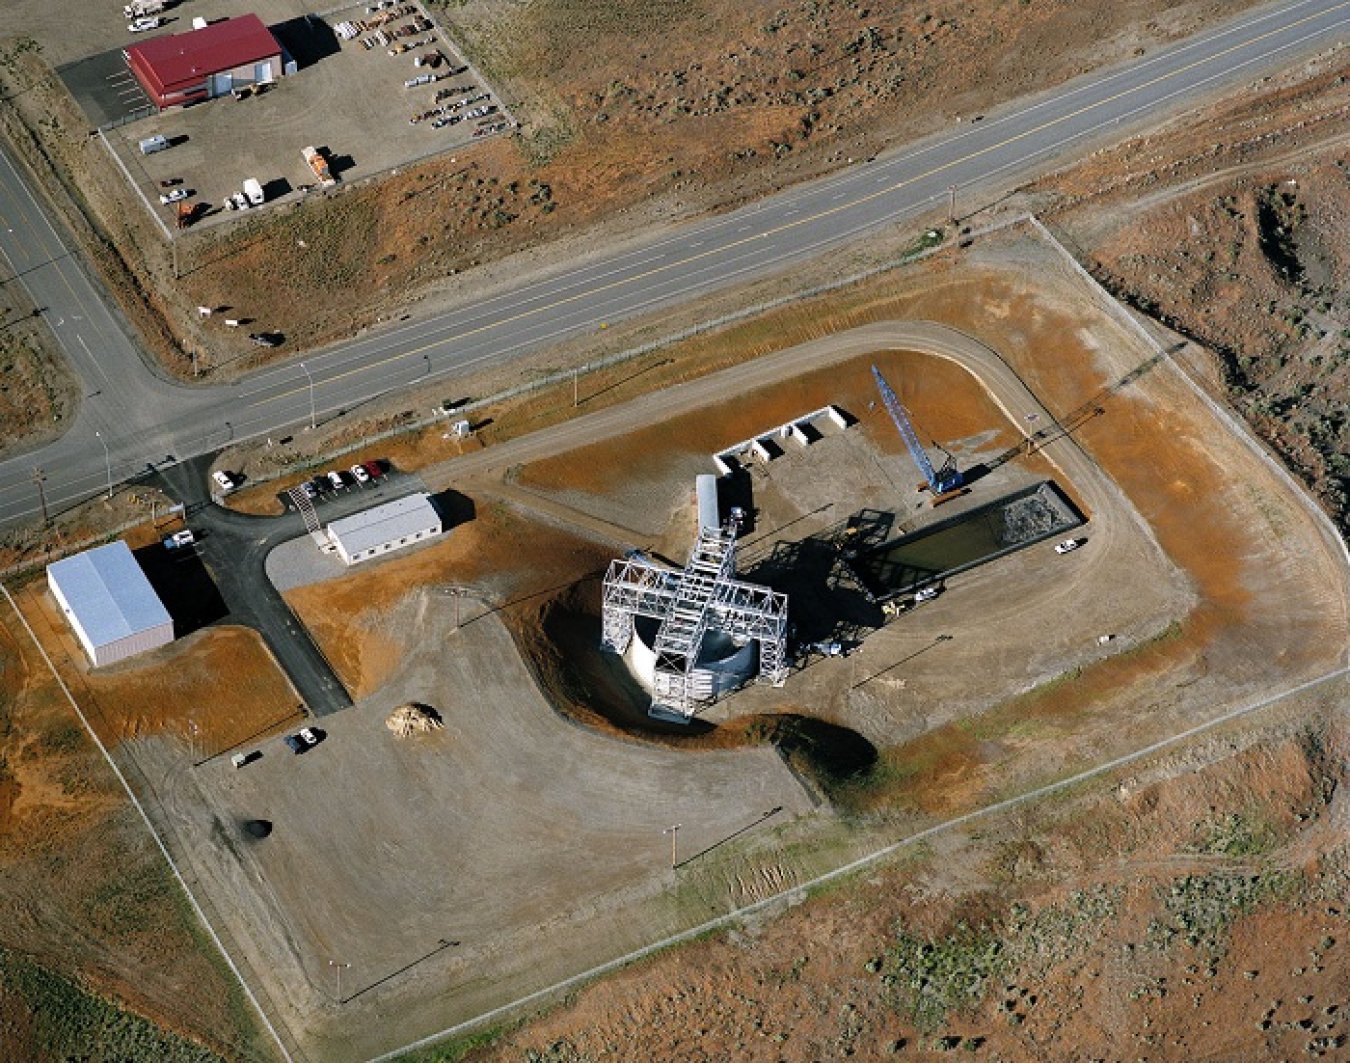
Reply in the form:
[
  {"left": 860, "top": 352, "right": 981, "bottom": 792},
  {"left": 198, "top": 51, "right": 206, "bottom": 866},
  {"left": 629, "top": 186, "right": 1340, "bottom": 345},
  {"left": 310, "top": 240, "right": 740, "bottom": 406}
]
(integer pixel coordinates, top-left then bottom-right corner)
[{"left": 61, "top": 1, "right": 510, "bottom": 234}]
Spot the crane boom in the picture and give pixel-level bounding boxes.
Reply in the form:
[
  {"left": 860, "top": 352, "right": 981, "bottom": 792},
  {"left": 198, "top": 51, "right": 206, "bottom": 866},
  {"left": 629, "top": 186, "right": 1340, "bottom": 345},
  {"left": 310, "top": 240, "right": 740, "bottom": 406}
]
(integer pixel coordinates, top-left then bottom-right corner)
[{"left": 871, "top": 366, "right": 963, "bottom": 494}]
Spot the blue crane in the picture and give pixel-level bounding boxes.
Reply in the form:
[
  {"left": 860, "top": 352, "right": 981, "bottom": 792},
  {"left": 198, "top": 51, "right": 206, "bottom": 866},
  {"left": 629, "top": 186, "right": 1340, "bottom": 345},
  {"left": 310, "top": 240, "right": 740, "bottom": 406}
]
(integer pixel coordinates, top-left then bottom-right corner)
[{"left": 871, "top": 366, "right": 964, "bottom": 495}]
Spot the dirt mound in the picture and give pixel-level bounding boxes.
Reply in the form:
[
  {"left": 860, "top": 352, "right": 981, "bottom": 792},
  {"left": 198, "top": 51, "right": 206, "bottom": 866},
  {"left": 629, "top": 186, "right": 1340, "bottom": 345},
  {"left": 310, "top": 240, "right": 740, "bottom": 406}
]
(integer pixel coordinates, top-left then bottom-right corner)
[{"left": 386, "top": 704, "right": 445, "bottom": 738}]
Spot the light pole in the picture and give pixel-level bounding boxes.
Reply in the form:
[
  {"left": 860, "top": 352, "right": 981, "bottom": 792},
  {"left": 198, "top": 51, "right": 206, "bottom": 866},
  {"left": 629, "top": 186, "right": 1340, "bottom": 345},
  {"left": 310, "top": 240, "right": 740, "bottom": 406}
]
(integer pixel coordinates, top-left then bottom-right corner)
[
  {"left": 31, "top": 466, "right": 48, "bottom": 525},
  {"left": 299, "top": 361, "right": 316, "bottom": 430},
  {"left": 328, "top": 959, "right": 350, "bottom": 1002},
  {"left": 947, "top": 183, "right": 957, "bottom": 224},
  {"left": 663, "top": 823, "right": 681, "bottom": 870},
  {"left": 94, "top": 430, "right": 112, "bottom": 499}
]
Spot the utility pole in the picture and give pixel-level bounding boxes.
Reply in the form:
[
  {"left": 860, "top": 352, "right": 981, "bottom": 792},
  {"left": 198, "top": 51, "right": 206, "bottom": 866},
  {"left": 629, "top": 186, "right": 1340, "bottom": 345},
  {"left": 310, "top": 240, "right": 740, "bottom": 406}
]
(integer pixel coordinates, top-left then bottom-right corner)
[
  {"left": 300, "top": 361, "right": 316, "bottom": 430},
  {"left": 947, "top": 184, "right": 957, "bottom": 224},
  {"left": 573, "top": 366, "right": 579, "bottom": 407},
  {"left": 663, "top": 823, "right": 681, "bottom": 870},
  {"left": 31, "top": 466, "right": 48, "bottom": 525},
  {"left": 94, "top": 430, "right": 112, "bottom": 499},
  {"left": 328, "top": 959, "right": 350, "bottom": 1003}
]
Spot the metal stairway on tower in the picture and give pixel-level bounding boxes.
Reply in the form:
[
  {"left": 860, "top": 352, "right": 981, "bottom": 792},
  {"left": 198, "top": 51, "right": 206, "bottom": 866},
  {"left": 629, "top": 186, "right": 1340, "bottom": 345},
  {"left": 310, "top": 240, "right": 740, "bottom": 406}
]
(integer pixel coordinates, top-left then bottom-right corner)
[{"left": 601, "top": 520, "right": 789, "bottom": 720}]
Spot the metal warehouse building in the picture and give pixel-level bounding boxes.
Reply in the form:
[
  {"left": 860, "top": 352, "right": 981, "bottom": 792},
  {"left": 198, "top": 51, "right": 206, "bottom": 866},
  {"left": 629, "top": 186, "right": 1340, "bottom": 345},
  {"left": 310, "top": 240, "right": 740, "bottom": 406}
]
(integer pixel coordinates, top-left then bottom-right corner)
[
  {"left": 47, "top": 541, "right": 174, "bottom": 667},
  {"left": 327, "top": 493, "right": 442, "bottom": 566},
  {"left": 124, "top": 14, "right": 292, "bottom": 110}
]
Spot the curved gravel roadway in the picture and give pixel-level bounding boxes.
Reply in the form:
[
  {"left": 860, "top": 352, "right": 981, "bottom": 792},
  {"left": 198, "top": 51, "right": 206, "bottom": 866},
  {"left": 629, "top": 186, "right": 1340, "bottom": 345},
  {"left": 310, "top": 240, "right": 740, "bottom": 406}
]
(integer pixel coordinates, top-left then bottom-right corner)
[
  {"left": 0, "top": 0, "right": 1347, "bottom": 529},
  {"left": 447, "top": 318, "right": 1151, "bottom": 674},
  {"left": 376, "top": 319, "right": 1350, "bottom": 1060},
  {"left": 439, "top": 321, "right": 1098, "bottom": 488}
]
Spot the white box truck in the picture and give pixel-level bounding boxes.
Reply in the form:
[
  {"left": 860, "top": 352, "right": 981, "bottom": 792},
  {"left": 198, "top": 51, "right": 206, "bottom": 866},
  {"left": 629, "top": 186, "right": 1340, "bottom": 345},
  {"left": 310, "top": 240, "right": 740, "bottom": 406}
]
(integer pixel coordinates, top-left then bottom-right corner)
[
  {"left": 242, "top": 178, "right": 265, "bottom": 206},
  {"left": 124, "top": 0, "right": 165, "bottom": 17},
  {"left": 138, "top": 134, "right": 169, "bottom": 155}
]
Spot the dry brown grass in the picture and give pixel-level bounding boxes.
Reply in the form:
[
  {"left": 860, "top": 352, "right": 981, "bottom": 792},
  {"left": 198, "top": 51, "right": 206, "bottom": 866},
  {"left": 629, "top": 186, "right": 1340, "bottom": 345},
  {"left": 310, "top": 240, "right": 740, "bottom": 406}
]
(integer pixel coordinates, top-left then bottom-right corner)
[
  {"left": 0, "top": 599, "right": 264, "bottom": 1058},
  {"left": 13, "top": 581, "right": 301, "bottom": 753}
]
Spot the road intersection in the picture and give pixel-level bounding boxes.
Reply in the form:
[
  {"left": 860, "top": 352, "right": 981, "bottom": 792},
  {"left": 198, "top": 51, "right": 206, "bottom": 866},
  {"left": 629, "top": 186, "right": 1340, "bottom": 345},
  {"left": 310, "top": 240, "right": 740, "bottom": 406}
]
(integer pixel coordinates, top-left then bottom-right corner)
[{"left": 0, "top": 0, "right": 1346, "bottom": 529}]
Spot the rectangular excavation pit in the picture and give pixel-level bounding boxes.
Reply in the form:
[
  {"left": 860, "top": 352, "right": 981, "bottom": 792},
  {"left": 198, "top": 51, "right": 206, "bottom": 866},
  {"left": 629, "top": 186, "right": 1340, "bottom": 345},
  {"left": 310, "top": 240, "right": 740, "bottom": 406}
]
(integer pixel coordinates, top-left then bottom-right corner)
[{"left": 845, "top": 481, "right": 1084, "bottom": 601}]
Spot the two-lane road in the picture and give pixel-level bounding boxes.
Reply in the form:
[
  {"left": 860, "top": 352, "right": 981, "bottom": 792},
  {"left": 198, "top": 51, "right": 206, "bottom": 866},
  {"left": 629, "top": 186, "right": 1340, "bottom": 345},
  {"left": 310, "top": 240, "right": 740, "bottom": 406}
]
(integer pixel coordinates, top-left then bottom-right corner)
[{"left": 1, "top": 0, "right": 1347, "bottom": 529}]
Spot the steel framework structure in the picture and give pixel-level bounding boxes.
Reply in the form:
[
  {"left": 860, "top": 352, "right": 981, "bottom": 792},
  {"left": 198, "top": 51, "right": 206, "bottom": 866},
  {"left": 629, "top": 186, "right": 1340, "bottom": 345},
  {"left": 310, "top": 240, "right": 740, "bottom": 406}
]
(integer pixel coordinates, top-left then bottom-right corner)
[{"left": 601, "top": 526, "right": 788, "bottom": 717}]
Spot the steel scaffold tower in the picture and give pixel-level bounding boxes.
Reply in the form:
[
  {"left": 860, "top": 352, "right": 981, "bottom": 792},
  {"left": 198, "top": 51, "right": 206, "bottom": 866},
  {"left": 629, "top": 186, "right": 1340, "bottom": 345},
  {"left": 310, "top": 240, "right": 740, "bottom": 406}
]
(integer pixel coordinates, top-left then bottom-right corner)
[{"left": 601, "top": 526, "right": 788, "bottom": 718}]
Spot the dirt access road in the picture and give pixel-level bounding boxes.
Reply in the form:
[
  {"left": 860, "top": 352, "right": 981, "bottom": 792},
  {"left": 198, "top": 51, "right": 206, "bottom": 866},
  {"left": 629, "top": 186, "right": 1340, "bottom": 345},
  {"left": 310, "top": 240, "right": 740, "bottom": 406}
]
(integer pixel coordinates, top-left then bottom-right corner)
[
  {"left": 13, "top": 223, "right": 1349, "bottom": 1061},
  {"left": 438, "top": 231, "right": 1350, "bottom": 1062},
  {"left": 128, "top": 600, "right": 815, "bottom": 1063}
]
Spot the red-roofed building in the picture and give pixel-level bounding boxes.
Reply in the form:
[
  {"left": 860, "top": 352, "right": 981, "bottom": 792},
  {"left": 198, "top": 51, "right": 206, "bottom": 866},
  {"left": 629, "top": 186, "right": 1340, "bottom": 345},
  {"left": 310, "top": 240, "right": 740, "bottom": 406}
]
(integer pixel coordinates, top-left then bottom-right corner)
[{"left": 124, "top": 14, "right": 292, "bottom": 110}]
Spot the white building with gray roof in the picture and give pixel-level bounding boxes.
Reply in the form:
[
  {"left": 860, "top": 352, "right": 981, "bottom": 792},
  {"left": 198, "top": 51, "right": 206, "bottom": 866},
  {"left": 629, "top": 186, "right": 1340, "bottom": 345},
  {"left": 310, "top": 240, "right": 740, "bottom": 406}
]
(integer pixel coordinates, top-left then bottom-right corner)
[
  {"left": 47, "top": 541, "right": 174, "bottom": 667},
  {"left": 326, "top": 492, "right": 442, "bottom": 566}
]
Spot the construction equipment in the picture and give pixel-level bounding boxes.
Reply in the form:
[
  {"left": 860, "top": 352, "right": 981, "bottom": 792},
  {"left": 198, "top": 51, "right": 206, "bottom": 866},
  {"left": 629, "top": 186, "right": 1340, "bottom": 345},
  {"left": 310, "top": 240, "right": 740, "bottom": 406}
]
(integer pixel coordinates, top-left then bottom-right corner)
[
  {"left": 871, "top": 365, "right": 965, "bottom": 504},
  {"left": 301, "top": 146, "right": 336, "bottom": 187}
]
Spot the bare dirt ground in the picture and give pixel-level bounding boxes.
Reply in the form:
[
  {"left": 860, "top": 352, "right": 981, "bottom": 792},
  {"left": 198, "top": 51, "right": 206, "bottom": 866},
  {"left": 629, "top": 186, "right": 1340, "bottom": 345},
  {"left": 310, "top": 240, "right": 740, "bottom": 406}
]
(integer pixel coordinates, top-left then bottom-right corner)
[
  {"left": 0, "top": 5, "right": 1349, "bottom": 1057},
  {"left": 0, "top": 0, "right": 1254, "bottom": 388},
  {"left": 0, "top": 589, "right": 270, "bottom": 1060},
  {"left": 0, "top": 218, "right": 1346, "bottom": 1059},
  {"left": 1030, "top": 51, "right": 1350, "bottom": 538},
  {"left": 135, "top": 594, "right": 816, "bottom": 1063},
  {"left": 0, "top": 287, "right": 78, "bottom": 463},
  {"left": 133, "top": 225, "right": 1336, "bottom": 1059},
  {"left": 465, "top": 687, "right": 1350, "bottom": 1063}
]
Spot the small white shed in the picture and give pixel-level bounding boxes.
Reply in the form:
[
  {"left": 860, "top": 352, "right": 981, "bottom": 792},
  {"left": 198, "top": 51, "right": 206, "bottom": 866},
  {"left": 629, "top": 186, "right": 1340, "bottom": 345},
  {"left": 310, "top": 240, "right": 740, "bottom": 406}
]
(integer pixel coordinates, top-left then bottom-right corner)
[{"left": 47, "top": 541, "right": 173, "bottom": 667}]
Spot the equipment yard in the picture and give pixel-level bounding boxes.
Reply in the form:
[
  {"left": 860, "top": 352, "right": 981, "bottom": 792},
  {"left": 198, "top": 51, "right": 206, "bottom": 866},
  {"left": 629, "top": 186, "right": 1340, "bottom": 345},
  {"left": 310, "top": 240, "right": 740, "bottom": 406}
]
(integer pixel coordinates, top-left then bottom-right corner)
[
  {"left": 5, "top": 225, "right": 1344, "bottom": 1060},
  {"left": 63, "top": 0, "right": 505, "bottom": 236}
]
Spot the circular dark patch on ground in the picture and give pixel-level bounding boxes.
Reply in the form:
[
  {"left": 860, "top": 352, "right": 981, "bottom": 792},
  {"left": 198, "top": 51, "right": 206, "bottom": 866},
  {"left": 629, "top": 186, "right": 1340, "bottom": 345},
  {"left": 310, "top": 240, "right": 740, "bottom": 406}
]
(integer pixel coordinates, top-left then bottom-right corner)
[{"left": 242, "top": 819, "right": 273, "bottom": 840}]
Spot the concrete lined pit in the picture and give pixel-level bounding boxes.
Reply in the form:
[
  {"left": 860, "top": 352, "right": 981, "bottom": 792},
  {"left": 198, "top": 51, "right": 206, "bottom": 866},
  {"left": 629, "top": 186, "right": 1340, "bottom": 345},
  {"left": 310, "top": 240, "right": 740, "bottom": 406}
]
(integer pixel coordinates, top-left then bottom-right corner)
[{"left": 846, "top": 480, "right": 1085, "bottom": 601}]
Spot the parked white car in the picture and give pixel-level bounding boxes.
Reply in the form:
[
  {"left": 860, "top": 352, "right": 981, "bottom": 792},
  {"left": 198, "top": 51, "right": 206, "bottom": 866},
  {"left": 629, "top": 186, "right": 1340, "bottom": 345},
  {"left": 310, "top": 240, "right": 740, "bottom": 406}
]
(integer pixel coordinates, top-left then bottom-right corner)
[
  {"left": 159, "top": 188, "right": 188, "bottom": 204},
  {"left": 1054, "top": 538, "right": 1082, "bottom": 555},
  {"left": 212, "top": 470, "right": 238, "bottom": 492},
  {"left": 350, "top": 463, "right": 370, "bottom": 484},
  {"left": 128, "top": 17, "right": 162, "bottom": 32}
]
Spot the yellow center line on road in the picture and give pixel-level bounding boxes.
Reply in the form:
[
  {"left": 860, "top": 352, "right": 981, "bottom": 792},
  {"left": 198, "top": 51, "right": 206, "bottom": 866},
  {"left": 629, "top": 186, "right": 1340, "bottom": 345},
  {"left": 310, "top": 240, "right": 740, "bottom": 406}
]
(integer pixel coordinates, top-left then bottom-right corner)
[{"left": 247, "top": 1, "right": 1350, "bottom": 413}]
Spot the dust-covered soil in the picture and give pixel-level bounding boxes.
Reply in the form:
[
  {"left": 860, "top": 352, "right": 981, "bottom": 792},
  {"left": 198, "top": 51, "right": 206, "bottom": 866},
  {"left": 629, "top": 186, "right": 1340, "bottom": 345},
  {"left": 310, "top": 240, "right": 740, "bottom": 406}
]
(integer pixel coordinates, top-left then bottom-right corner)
[
  {"left": 0, "top": 300, "right": 78, "bottom": 463},
  {"left": 258, "top": 227, "right": 1349, "bottom": 1057},
  {"left": 461, "top": 687, "right": 1350, "bottom": 1063},
  {"left": 0, "top": 589, "right": 269, "bottom": 1061},
  {"left": 1031, "top": 49, "right": 1350, "bottom": 537},
  {"left": 0, "top": 0, "right": 1258, "bottom": 386}
]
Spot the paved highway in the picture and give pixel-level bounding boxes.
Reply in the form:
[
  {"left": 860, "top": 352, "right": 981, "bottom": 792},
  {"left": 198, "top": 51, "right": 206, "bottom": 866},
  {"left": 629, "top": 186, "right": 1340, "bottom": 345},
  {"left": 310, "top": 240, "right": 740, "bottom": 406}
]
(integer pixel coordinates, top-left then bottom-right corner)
[{"left": 0, "top": 0, "right": 1347, "bottom": 530}]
